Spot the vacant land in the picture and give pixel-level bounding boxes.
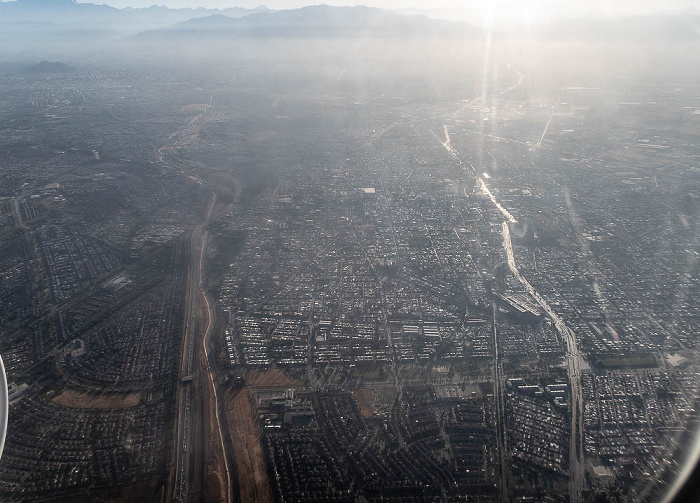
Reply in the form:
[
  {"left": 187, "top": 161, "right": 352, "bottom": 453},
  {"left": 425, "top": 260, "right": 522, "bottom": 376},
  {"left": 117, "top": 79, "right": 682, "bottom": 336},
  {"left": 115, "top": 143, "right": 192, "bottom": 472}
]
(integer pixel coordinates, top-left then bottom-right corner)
[
  {"left": 225, "top": 388, "right": 273, "bottom": 503},
  {"left": 182, "top": 104, "right": 211, "bottom": 112},
  {"left": 246, "top": 368, "right": 302, "bottom": 388},
  {"left": 202, "top": 365, "right": 227, "bottom": 503},
  {"left": 353, "top": 387, "right": 375, "bottom": 418},
  {"left": 52, "top": 389, "right": 142, "bottom": 409}
]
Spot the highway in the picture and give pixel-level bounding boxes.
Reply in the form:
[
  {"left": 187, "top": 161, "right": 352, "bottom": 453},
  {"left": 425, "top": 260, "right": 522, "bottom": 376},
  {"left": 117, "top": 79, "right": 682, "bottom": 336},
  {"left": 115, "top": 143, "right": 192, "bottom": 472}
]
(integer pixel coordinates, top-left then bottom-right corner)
[
  {"left": 440, "top": 125, "right": 461, "bottom": 163},
  {"left": 501, "top": 222, "right": 584, "bottom": 503},
  {"left": 172, "top": 201, "right": 208, "bottom": 502},
  {"left": 478, "top": 178, "right": 517, "bottom": 223},
  {"left": 159, "top": 96, "right": 236, "bottom": 503},
  {"left": 172, "top": 191, "right": 231, "bottom": 503},
  {"left": 492, "top": 304, "right": 509, "bottom": 501},
  {"left": 536, "top": 107, "right": 554, "bottom": 148},
  {"left": 434, "top": 107, "right": 584, "bottom": 502}
]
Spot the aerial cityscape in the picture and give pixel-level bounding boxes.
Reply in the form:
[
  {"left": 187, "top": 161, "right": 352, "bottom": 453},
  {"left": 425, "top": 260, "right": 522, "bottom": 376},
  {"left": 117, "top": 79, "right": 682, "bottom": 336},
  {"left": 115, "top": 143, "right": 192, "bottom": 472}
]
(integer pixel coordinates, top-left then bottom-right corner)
[{"left": 0, "top": 1, "right": 698, "bottom": 502}]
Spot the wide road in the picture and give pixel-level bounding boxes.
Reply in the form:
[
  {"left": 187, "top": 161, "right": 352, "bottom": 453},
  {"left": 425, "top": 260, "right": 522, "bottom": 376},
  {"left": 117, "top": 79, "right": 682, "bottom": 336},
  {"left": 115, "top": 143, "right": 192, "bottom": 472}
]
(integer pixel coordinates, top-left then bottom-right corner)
[
  {"left": 172, "top": 188, "right": 232, "bottom": 503},
  {"left": 492, "top": 304, "right": 509, "bottom": 501},
  {"left": 160, "top": 97, "right": 238, "bottom": 503},
  {"left": 434, "top": 113, "right": 584, "bottom": 502},
  {"left": 501, "top": 222, "right": 584, "bottom": 503},
  {"left": 171, "top": 196, "right": 212, "bottom": 502}
]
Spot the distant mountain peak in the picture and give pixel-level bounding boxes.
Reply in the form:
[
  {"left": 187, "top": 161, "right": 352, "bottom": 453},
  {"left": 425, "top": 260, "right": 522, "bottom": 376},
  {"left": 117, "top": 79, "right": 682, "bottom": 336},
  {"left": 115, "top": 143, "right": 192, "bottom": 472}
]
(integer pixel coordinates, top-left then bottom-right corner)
[{"left": 25, "top": 60, "right": 76, "bottom": 73}]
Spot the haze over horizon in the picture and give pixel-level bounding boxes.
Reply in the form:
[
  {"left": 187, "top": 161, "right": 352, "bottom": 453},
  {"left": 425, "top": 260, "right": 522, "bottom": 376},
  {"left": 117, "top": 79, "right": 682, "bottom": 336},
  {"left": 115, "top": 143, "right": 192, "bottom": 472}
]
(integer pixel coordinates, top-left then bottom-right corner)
[{"left": 2, "top": 0, "right": 698, "bottom": 26}]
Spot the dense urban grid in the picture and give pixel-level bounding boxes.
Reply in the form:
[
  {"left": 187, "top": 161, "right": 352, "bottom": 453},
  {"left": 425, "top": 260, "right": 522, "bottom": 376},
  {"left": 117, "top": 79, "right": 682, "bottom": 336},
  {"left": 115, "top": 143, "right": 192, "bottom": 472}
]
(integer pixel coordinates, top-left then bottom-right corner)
[{"left": 0, "top": 20, "right": 698, "bottom": 503}]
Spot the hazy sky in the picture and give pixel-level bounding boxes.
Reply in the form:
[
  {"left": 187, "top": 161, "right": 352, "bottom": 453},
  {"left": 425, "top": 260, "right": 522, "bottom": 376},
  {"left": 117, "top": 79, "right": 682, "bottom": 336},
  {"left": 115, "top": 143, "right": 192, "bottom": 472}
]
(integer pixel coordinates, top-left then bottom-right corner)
[{"left": 79, "top": 0, "right": 700, "bottom": 22}]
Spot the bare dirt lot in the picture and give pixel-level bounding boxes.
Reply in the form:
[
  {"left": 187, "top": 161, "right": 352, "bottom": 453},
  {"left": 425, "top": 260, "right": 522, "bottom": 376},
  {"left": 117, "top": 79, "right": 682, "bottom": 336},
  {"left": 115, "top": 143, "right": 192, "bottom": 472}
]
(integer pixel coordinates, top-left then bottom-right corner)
[
  {"left": 353, "top": 387, "right": 375, "bottom": 418},
  {"left": 225, "top": 388, "right": 273, "bottom": 503},
  {"left": 203, "top": 378, "right": 227, "bottom": 503},
  {"left": 52, "top": 389, "right": 142, "bottom": 409},
  {"left": 182, "top": 104, "right": 211, "bottom": 112},
  {"left": 246, "top": 368, "right": 302, "bottom": 388}
]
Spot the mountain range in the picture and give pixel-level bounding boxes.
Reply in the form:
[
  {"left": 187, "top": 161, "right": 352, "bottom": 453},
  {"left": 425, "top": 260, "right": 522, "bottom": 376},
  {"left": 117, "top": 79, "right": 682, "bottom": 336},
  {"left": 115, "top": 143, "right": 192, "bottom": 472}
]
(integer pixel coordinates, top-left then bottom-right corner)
[
  {"left": 0, "top": 0, "right": 269, "bottom": 33},
  {"left": 135, "top": 5, "right": 479, "bottom": 40},
  {"left": 0, "top": 0, "right": 698, "bottom": 60}
]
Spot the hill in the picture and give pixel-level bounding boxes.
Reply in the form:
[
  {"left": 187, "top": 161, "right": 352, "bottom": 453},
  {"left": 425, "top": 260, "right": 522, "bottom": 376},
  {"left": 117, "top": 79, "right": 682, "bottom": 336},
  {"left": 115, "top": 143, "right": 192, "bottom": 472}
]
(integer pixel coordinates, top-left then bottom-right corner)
[{"left": 25, "top": 60, "right": 76, "bottom": 73}]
